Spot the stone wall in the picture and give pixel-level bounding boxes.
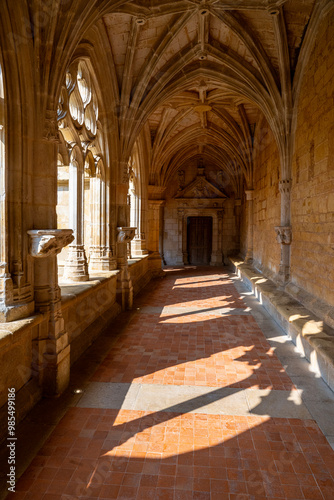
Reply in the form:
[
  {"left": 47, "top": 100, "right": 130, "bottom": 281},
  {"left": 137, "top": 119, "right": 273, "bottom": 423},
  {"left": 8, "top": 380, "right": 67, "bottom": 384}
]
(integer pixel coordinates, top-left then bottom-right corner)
[
  {"left": 252, "top": 123, "right": 281, "bottom": 277},
  {"left": 239, "top": 122, "right": 281, "bottom": 276},
  {"left": 129, "top": 256, "right": 151, "bottom": 296},
  {"left": 0, "top": 264, "right": 153, "bottom": 441},
  {"left": 291, "top": 10, "right": 334, "bottom": 307}
]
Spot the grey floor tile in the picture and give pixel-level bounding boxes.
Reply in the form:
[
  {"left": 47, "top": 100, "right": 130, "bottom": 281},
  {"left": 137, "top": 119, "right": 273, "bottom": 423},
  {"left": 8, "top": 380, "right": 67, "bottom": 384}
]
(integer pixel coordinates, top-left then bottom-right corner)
[
  {"left": 291, "top": 375, "right": 334, "bottom": 402},
  {"left": 134, "top": 384, "right": 250, "bottom": 415},
  {"left": 76, "top": 382, "right": 140, "bottom": 409},
  {"left": 302, "top": 400, "right": 334, "bottom": 436},
  {"left": 245, "top": 388, "right": 311, "bottom": 419}
]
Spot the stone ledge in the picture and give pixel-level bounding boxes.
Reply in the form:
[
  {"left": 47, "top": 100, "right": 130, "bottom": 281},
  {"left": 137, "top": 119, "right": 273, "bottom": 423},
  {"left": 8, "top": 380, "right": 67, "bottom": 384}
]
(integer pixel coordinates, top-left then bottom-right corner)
[
  {"left": 59, "top": 270, "right": 120, "bottom": 305},
  {"left": 128, "top": 255, "right": 149, "bottom": 267},
  {"left": 0, "top": 315, "right": 44, "bottom": 350},
  {"left": 228, "top": 257, "right": 334, "bottom": 393}
]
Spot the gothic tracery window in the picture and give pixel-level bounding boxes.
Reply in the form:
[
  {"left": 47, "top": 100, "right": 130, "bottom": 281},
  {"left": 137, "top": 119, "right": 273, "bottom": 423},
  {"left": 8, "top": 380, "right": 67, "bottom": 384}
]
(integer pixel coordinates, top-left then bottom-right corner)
[{"left": 56, "top": 60, "right": 104, "bottom": 280}]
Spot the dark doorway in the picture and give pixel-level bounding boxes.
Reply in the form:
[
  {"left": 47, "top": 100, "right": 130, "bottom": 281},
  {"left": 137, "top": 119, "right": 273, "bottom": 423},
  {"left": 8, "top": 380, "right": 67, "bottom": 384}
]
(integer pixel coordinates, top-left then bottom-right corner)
[{"left": 187, "top": 217, "right": 212, "bottom": 265}]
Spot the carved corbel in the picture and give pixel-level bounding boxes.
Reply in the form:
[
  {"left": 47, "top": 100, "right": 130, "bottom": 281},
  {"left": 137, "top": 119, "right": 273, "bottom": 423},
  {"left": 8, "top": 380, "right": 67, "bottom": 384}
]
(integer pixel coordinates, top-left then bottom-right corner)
[
  {"left": 27, "top": 229, "right": 74, "bottom": 258},
  {"left": 279, "top": 179, "right": 291, "bottom": 195},
  {"left": 117, "top": 227, "right": 137, "bottom": 244},
  {"left": 245, "top": 190, "right": 254, "bottom": 201},
  {"left": 275, "top": 226, "right": 292, "bottom": 245},
  {"left": 43, "top": 110, "right": 60, "bottom": 143}
]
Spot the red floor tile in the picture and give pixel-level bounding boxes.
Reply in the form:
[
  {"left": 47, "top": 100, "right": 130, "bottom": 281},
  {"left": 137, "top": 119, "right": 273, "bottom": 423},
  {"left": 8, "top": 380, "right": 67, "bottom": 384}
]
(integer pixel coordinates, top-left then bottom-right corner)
[{"left": 11, "top": 268, "right": 334, "bottom": 499}]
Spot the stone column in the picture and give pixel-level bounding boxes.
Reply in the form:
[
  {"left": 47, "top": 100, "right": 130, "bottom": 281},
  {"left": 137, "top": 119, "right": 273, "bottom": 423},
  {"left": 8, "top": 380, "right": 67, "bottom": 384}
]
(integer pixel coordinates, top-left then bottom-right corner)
[
  {"left": 159, "top": 204, "right": 166, "bottom": 265},
  {"left": 116, "top": 177, "right": 134, "bottom": 310},
  {"left": 0, "top": 69, "right": 34, "bottom": 321},
  {"left": 131, "top": 190, "right": 148, "bottom": 257},
  {"left": 116, "top": 226, "right": 136, "bottom": 310},
  {"left": 211, "top": 210, "right": 224, "bottom": 265},
  {"left": 147, "top": 200, "right": 166, "bottom": 273},
  {"left": 234, "top": 198, "right": 242, "bottom": 252},
  {"left": 89, "top": 165, "right": 116, "bottom": 271},
  {"left": 63, "top": 158, "right": 89, "bottom": 281},
  {"left": 275, "top": 179, "right": 292, "bottom": 284},
  {"left": 27, "top": 229, "right": 74, "bottom": 396},
  {"left": 175, "top": 208, "right": 185, "bottom": 266},
  {"left": 245, "top": 189, "right": 254, "bottom": 263}
]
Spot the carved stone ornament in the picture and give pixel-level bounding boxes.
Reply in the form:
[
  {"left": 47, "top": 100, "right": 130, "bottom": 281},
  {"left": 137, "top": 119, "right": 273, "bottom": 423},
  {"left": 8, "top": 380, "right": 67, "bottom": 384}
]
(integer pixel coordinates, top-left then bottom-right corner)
[
  {"left": 279, "top": 179, "right": 291, "bottom": 195},
  {"left": 27, "top": 229, "right": 74, "bottom": 258},
  {"left": 245, "top": 189, "right": 254, "bottom": 201},
  {"left": 275, "top": 226, "right": 292, "bottom": 245},
  {"left": 117, "top": 227, "right": 137, "bottom": 243},
  {"left": 44, "top": 110, "right": 60, "bottom": 143}
]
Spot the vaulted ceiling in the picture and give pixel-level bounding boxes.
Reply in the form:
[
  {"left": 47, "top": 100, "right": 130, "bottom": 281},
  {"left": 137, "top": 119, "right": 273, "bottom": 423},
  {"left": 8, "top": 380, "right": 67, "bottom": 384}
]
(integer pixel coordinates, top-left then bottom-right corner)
[{"left": 82, "top": 0, "right": 319, "bottom": 194}]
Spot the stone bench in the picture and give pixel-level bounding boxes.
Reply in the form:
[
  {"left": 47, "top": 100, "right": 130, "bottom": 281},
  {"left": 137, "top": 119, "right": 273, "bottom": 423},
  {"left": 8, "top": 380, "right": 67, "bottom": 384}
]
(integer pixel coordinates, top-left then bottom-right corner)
[{"left": 229, "top": 257, "right": 334, "bottom": 393}]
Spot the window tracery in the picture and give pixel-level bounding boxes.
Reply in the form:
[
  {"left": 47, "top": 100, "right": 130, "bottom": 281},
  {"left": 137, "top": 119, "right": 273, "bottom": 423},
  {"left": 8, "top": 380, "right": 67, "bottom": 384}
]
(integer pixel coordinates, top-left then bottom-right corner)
[{"left": 56, "top": 60, "right": 107, "bottom": 280}]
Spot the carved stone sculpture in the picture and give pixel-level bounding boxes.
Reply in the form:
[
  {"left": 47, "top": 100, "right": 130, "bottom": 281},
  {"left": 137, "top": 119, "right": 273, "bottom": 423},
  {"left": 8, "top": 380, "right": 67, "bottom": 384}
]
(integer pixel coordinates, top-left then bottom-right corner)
[
  {"left": 275, "top": 226, "right": 292, "bottom": 245},
  {"left": 27, "top": 229, "right": 74, "bottom": 258},
  {"left": 117, "top": 227, "right": 137, "bottom": 243}
]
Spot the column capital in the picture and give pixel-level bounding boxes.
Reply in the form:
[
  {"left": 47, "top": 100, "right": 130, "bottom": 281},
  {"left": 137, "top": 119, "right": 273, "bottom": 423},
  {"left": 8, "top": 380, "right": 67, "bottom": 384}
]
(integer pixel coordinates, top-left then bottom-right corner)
[{"left": 275, "top": 225, "right": 292, "bottom": 245}]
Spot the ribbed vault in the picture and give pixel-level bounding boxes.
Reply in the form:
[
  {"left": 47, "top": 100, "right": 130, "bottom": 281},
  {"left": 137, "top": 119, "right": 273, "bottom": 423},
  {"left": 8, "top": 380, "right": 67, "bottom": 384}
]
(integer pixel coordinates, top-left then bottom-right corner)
[{"left": 87, "top": 0, "right": 321, "bottom": 195}]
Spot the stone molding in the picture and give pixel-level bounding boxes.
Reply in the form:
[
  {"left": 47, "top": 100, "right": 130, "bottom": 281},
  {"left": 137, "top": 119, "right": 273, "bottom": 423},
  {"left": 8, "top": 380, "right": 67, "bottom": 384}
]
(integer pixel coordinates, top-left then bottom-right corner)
[
  {"left": 27, "top": 229, "right": 74, "bottom": 258},
  {"left": 117, "top": 227, "right": 137, "bottom": 243},
  {"left": 245, "top": 189, "right": 254, "bottom": 201},
  {"left": 275, "top": 225, "right": 292, "bottom": 245},
  {"left": 279, "top": 179, "right": 291, "bottom": 195}
]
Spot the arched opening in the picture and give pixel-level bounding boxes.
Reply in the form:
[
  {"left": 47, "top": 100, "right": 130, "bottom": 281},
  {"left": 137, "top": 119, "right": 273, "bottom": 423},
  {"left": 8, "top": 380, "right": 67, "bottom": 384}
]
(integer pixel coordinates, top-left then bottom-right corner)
[{"left": 56, "top": 58, "right": 113, "bottom": 279}]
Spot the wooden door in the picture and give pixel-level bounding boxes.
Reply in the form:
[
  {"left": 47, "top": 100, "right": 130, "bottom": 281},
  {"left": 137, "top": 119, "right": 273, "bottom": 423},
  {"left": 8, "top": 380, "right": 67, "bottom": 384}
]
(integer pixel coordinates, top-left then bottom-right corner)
[{"left": 187, "top": 217, "right": 212, "bottom": 265}]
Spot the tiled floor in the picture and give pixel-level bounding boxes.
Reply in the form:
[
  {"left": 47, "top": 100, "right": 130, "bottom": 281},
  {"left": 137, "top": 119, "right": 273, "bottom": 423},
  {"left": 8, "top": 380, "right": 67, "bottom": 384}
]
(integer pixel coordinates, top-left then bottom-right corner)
[{"left": 5, "top": 267, "right": 334, "bottom": 499}]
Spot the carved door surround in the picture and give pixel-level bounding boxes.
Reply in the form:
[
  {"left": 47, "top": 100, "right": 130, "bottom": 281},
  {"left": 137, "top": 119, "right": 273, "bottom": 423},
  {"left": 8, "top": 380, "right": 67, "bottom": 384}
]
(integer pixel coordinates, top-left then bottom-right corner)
[
  {"left": 176, "top": 205, "right": 225, "bottom": 266},
  {"left": 174, "top": 168, "right": 227, "bottom": 266}
]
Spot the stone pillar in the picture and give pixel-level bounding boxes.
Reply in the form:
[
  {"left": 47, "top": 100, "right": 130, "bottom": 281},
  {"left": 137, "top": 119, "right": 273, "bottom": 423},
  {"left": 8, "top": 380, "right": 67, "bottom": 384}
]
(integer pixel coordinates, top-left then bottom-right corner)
[
  {"left": 245, "top": 189, "right": 254, "bottom": 263},
  {"left": 276, "top": 179, "right": 292, "bottom": 284},
  {"left": 234, "top": 198, "right": 242, "bottom": 252},
  {"left": 159, "top": 204, "right": 166, "bottom": 265},
  {"left": 175, "top": 208, "right": 185, "bottom": 266},
  {"left": 89, "top": 166, "right": 116, "bottom": 271},
  {"left": 116, "top": 178, "right": 134, "bottom": 310},
  {"left": 0, "top": 70, "right": 34, "bottom": 321},
  {"left": 27, "top": 229, "right": 74, "bottom": 396},
  {"left": 147, "top": 200, "right": 166, "bottom": 273},
  {"left": 116, "top": 227, "right": 136, "bottom": 310},
  {"left": 63, "top": 158, "right": 89, "bottom": 281},
  {"left": 130, "top": 188, "right": 148, "bottom": 257},
  {"left": 211, "top": 210, "right": 224, "bottom": 265}
]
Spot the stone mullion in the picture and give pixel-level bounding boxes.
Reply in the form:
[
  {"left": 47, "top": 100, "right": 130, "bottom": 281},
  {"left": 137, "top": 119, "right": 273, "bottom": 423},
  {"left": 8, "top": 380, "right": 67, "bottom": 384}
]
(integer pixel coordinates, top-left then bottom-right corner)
[{"left": 63, "top": 159, "right": 89, "bottom": 281}]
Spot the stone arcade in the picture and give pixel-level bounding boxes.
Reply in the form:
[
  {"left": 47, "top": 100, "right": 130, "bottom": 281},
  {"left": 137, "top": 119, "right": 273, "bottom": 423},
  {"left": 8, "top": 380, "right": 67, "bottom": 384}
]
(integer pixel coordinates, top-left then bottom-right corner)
[{"left": 0, "top": 0, "right": 334, "bottom": 467}]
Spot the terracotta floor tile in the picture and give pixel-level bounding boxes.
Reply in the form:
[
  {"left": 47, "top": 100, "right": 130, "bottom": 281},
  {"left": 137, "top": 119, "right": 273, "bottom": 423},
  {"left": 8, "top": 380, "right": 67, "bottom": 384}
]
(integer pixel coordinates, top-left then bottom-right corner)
[{"left": 11, "top": 268, "right": 334, "bottom": 500}]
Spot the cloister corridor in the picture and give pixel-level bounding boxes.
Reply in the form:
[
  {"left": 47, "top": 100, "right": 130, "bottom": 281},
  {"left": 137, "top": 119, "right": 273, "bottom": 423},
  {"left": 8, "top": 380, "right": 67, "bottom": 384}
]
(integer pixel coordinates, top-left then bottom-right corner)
[{"left": 2, "top": 266, "right": 334, "bottom": 500}]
